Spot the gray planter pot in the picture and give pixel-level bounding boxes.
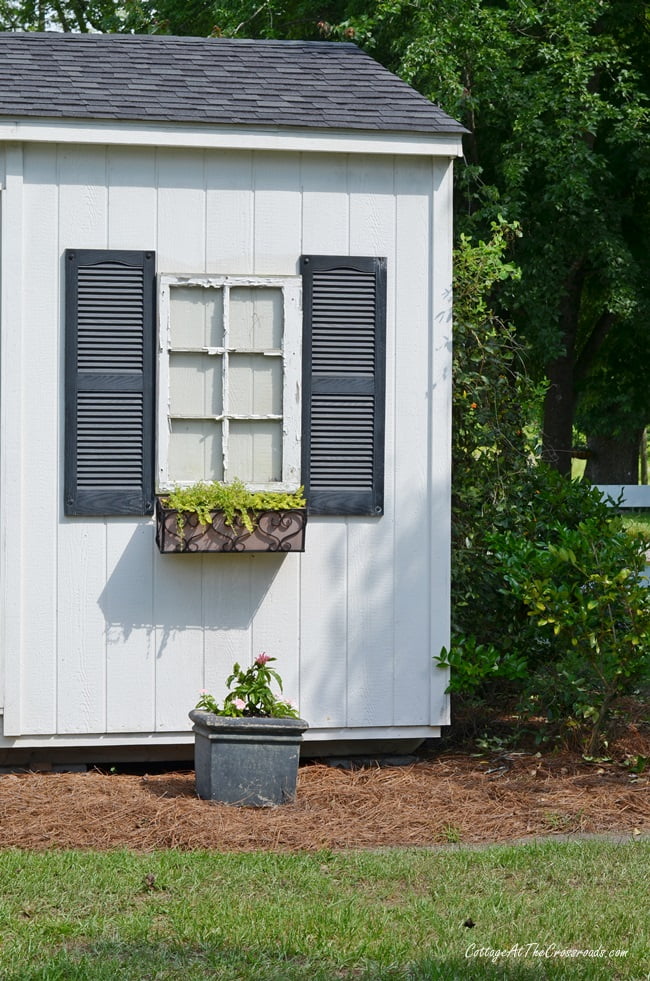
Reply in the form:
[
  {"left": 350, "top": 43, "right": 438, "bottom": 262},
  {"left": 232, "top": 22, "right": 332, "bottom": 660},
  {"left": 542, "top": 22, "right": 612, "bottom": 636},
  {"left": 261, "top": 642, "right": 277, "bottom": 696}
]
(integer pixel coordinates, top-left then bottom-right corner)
[{"left": 189, "top": 710, "right": 309, "bottom": 806}]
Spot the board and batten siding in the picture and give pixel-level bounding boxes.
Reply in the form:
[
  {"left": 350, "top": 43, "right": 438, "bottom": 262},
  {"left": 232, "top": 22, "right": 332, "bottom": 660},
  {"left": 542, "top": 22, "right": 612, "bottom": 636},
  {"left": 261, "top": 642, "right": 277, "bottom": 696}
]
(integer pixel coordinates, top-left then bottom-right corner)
[{"left": 0, "top": 141, "right": 452, "bottom": 745}]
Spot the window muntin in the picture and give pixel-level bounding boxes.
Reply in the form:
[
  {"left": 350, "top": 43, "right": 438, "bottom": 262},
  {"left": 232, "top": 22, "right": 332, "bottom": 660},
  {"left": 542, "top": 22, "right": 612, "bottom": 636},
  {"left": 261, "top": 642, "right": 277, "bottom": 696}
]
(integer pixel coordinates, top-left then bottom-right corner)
[{"left": 158, "top": 275, "right": 301, "bottom": 491}]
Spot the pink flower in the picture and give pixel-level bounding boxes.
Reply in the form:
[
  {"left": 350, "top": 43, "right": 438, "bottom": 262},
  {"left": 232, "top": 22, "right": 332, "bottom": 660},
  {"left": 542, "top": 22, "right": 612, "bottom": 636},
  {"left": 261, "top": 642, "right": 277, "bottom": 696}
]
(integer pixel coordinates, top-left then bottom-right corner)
[
  {"left": 255, "top": 652, "right": 271, "bottom": 666},
  {"left": 234, "top": 698, "right": 246, "bottom": 710}
]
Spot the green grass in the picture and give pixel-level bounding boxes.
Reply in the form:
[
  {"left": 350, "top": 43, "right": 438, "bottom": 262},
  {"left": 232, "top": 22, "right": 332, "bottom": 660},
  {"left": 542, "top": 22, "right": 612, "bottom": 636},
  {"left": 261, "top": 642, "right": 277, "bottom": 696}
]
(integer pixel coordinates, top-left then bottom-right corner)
[
  {"left": 621, "top": 512, "right": 650, "bottom": 538},
  {"left": 0, "top": 841, "right": 647, "bottom": 979}
]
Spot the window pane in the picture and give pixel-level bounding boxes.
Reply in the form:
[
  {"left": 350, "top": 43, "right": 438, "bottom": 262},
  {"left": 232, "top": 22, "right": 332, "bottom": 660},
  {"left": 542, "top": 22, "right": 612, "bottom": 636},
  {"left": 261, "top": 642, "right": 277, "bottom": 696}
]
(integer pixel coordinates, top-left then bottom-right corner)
[
  {"left": 168, "top": 420, "right": 223, "bottom": 482},
  {"left": 228, "top": 354, "right": 282, "bottom": 416},
  {"left": 169, "top": 353, "right": 223, "bottom": 416},
  {"left": 228, "top": 421, "right": 282, "bottom": 483},
  {"left": 229, "top": 287, "right": 283, "bottom": 350},
  {"left": 170, "top": 286, "right": 223, "bottom": 347}
]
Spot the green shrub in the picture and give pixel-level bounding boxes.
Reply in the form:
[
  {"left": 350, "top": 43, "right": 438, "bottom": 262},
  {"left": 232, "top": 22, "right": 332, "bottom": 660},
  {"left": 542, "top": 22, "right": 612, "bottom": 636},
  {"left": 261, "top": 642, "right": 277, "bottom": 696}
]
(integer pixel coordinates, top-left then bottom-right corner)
[
  {"left": 445, "top": 221, "right": 650, "bottom": 752},
  {"left": 445, "top": 457, "right": 650, "bottom": 751},
  {"left": 448, "top": 222, "right": 544, "bottom": 700},
  {"left": 495, "top": 511, "right": 650, "bottom": 755}
]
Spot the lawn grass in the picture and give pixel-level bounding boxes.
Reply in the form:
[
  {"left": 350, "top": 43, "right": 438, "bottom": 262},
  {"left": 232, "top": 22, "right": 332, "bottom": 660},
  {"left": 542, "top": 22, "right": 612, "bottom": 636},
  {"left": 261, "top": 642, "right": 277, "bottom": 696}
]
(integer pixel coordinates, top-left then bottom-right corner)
[
  {"left": 621, "top": 511, "right": 650, "bottom": 538},
  {"left": 0, "top": 840, "right": 647, "bottom": 979}
]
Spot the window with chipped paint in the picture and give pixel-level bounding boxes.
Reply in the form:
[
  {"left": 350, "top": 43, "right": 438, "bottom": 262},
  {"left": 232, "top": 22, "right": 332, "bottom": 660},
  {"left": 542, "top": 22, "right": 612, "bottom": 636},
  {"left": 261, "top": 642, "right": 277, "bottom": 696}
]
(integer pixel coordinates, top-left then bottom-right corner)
[{"left": 157, "top": 275, "right": 302, "bottom": 492}]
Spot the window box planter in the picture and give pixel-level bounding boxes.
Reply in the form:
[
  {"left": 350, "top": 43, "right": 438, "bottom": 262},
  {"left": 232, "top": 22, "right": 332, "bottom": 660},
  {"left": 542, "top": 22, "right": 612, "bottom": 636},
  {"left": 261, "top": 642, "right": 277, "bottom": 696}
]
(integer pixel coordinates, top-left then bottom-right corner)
[
  {"left": 155, "top": 498, "right": 307, "bottom": 553},
  {"left": 189, "top": 710, "right": 309, "bottom": 806}
]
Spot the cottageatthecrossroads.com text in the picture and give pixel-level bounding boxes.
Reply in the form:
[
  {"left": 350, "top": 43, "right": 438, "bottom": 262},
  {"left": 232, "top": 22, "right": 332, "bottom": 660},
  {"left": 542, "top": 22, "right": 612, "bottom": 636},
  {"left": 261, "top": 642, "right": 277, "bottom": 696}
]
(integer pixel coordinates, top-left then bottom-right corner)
[{"left": 466, "top": 943, "right": 629, "bottom": 965}]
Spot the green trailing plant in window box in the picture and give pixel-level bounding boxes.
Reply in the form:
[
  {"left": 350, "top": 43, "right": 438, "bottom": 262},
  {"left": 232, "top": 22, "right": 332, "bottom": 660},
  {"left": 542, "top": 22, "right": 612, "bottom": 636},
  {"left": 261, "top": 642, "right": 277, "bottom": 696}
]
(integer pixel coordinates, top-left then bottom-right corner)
[
  {"left": 160, "top": 479, "right": 306, "bottom": 533},
  {"left": 190, "top": 654, "right": 308, "bottom": 806},
  {"left": 155, "top": 480, "right": 307, "bottom": 553}
]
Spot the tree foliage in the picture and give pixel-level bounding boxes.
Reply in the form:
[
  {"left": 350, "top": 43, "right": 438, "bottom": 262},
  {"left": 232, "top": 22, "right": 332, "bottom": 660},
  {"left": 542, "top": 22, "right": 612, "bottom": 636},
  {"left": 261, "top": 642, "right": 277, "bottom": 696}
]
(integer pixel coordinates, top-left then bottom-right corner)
[
  {"left": 0, "top": 0, "right": 353, "bottom": 36},
  {"left": 344, "top": 0, "right": 650, "bottom": 480},
  {"left": 451, "top": 218, "right": 534, "bottom": 526}
]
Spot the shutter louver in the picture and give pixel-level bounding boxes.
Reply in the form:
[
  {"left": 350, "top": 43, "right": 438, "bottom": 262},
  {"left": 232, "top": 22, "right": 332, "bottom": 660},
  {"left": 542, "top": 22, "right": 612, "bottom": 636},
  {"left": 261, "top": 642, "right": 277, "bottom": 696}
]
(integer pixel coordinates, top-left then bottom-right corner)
[
  {"left": 65, "top": 250, "right": 155, "bottom": 516},
  {"left": 301, "top": 256, "right": 386, "bottom": 516}
]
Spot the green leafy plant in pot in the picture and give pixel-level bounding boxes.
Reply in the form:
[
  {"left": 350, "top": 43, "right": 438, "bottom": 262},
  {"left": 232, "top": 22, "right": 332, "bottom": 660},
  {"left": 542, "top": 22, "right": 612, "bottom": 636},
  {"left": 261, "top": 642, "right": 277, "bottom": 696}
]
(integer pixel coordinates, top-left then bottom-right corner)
[
  {"left": 190, "top": 654, "right": 308, "bottom": 806},
  {"left": 196, "top": 653, "right": 299, "bottom": 718}
]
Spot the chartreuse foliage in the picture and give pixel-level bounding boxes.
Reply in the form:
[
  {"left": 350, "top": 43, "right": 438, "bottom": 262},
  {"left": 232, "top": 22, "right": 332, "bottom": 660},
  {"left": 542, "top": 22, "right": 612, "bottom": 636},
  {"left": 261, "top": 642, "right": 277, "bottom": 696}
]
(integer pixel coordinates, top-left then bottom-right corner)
[
  {"left": 161, "top": 479, "right": 305, "bottom": 533},
  {"left": 0, "top": 844, "right": 647, "bottom": 979}
]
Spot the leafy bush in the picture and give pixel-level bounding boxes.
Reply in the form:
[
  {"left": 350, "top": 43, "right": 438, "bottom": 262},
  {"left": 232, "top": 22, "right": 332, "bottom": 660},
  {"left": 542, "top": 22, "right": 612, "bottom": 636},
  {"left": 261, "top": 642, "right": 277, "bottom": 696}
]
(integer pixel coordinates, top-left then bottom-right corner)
[
  {"left": 493, "top": 481, "right": 650, "bottom": 753},
  {"left": 451, "top": 218, "right": 536, "bottom": 525},
  {"left": 447, "top": 220, "right": 543, "bottom": 693},
  {"left": 446, "top": 466, "right": 650, "bottom": 755},
  {"left": 443, "top": 222, "right": 650, "bottom": 752}
]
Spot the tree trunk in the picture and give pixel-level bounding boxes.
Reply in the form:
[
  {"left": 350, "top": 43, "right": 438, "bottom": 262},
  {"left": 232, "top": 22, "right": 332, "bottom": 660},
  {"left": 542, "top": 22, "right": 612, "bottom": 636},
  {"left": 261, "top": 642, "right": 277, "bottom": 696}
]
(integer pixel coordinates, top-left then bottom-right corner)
[
  {"left": 541, "top": 261, "right": 586, "bottom": 476},
  {"left": 542, "top": 355, "right": 576, "bottom": 476},
  {"left": 584, "top": 430, "right": 644, "bottom": 484}
]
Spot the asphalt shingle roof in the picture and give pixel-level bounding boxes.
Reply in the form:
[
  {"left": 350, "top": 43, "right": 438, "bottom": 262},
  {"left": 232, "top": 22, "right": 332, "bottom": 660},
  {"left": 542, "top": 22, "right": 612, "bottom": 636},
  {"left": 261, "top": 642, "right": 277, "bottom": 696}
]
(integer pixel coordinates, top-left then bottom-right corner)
[{"left": 0, "top": 32, "right": 465, "bottom": 136}]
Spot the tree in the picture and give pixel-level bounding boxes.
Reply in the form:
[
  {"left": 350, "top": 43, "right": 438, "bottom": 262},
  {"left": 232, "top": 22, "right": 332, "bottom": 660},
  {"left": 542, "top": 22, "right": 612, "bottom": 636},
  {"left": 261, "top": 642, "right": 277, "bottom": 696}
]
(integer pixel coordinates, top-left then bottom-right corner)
[
  {"left": 0, "top": 0, "right": 126, "bottom": 31},
  {"left": 0, "top": 0, "right": 352, "bottom": 36},
  {"left": 334, "top": 0, "right": 650, "bottom": 481}
]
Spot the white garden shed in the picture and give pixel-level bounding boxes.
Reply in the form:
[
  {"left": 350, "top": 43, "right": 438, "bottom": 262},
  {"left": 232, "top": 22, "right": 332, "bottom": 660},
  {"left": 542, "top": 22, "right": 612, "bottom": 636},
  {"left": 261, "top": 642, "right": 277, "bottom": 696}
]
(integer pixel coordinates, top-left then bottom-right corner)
[{"left": 0, "top": 32, "right": 463, "bottom": 760}]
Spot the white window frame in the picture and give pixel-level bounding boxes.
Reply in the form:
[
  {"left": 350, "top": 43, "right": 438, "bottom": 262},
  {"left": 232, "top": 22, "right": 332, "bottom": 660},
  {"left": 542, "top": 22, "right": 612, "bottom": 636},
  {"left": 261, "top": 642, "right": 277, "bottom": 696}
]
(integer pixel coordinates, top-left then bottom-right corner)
[{"left": 157, "top": 273, "right": 302, "bottom": 492}]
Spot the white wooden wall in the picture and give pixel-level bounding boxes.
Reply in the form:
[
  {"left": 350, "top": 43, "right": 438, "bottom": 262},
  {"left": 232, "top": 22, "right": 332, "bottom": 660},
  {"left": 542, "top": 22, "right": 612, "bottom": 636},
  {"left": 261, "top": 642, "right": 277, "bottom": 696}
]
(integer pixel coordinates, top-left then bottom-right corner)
[{"left": 0, "top": 141, "right": 453, "bottom": 746}]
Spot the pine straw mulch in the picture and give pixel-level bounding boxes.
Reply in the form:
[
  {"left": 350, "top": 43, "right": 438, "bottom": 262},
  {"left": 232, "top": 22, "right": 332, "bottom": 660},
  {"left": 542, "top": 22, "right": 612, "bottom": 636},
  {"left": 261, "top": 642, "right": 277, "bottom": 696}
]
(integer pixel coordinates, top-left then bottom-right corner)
[{"left": 0, "top": 726, "right": 648, "bottom": 853}]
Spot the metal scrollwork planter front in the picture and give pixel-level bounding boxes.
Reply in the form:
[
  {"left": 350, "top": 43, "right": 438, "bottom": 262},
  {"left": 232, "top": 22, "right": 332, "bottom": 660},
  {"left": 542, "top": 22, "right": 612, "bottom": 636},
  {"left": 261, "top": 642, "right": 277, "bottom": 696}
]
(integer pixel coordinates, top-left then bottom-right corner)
[{"left": 155, "top": 499, "right": 307, "bottom": 553}]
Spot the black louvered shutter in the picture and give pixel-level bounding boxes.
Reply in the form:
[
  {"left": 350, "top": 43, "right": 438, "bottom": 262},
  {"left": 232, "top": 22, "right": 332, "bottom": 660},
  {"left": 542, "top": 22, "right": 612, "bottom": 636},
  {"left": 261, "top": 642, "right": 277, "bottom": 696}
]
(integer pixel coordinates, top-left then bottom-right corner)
[
  {"left": 64, "top": 249, "right": 155, "bottom": 516},
  {"left": 301, "top": 255, "right": 386, "bottom": 516}
]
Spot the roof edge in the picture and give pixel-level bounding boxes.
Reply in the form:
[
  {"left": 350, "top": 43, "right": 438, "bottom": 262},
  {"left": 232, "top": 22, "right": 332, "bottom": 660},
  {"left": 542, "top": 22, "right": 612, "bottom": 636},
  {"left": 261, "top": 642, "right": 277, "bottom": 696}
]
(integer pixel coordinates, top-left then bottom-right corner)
[{"left": 0, "top": 116, "right": 466, "bottom": 156}]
